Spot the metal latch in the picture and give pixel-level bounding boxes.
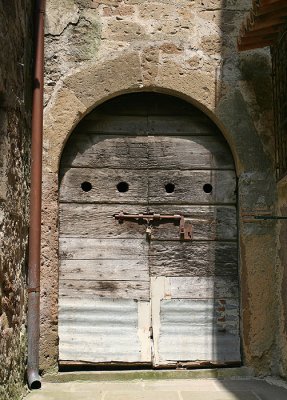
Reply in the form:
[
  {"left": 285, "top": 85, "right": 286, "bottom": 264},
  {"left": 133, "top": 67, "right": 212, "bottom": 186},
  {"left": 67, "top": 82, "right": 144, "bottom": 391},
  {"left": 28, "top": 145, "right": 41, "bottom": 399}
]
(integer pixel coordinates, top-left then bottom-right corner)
[
  {"left": 180, "top": 217, "right": 193, "bottom": 240},
  {"left": 113, "top": 212, "right": 193, "bottom": 241}
]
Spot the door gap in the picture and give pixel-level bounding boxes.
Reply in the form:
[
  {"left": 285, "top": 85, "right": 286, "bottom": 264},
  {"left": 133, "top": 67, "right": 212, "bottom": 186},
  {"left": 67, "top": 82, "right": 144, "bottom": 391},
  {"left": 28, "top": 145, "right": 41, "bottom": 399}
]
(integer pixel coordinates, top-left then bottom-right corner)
[{"left": 58, "top": 362, "right": 242, "bottom": 372}]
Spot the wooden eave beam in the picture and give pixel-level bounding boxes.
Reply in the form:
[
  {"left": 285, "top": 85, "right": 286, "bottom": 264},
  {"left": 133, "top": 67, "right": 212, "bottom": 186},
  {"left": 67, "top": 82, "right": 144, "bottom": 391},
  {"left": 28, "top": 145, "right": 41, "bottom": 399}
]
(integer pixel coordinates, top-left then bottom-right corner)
[
  {"left": 255, "top": 5, "right": 287, "bottom": 17},
  {"left": 238, "top": 1, "right": 287, "bottom": 50},
  {"left": 237, "top": 37, "right": 274, "bottom": 51},
  {"left": 240, "top": 24, "right": 281, "bottom": 38},
  {"left": 246, "top": 12, "right": 287, "bottom": 32},
  {"left": 238, "top": 34, "right": 277, "bottom": 45},
  {"left": 257, "top": 0, "right": 285, "bottom": 7},
  {"left": 253, "top": 0, "right": 287, "bottom": 16}
]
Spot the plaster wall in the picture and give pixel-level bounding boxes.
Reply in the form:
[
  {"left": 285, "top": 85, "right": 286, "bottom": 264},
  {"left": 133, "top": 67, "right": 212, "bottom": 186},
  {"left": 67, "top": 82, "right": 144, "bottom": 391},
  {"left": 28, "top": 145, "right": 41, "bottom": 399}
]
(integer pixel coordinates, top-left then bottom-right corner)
[
  {"left": 0, "top": 2, "right": 33, "bottom": 399},
  {"left": 42, "top": 0, "right": 279, "bottom": 376}
]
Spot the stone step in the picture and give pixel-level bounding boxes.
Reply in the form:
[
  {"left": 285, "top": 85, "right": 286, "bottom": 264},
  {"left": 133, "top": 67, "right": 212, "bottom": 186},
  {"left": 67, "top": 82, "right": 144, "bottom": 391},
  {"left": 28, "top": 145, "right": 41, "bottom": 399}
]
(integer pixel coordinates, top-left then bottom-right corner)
[{"left": 43, "top": 367, "right": 254, "bottom": 383}]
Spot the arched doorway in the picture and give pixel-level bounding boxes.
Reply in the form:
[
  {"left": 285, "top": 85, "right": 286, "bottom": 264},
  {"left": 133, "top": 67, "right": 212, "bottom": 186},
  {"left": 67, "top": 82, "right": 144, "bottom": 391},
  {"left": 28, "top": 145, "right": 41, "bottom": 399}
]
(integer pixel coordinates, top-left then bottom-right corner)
[{"left": 58, "top": 93, "right": 240, "bottom": 368}]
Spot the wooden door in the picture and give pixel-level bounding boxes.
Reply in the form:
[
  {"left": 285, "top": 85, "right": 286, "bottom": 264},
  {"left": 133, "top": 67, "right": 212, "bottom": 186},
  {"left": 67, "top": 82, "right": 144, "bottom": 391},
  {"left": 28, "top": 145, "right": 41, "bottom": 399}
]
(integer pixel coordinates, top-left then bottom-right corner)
[{"left": 58, "top": 93, "right": 240, "bottom": 367}]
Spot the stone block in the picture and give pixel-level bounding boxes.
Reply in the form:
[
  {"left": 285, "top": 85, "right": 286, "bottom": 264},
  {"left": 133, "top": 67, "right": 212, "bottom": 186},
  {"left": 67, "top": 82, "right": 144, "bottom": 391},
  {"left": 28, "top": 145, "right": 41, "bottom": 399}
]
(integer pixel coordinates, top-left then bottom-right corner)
[
  {"left": 46, "top": 0, "right": 79, "bottom": 36},
  {"left": 101, "top": 4, "right": 135, "bottom": 17},
  {"left": 101, "top": 20, "right": 146, "bottom": 41}
]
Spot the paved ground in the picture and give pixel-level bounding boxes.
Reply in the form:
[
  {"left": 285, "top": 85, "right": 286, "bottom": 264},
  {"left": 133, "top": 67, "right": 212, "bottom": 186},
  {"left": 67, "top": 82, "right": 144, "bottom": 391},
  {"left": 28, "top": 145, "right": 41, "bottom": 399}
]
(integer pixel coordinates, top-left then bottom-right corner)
[{"left": 24, "top": 377, "right": 287, "bottom": 400}]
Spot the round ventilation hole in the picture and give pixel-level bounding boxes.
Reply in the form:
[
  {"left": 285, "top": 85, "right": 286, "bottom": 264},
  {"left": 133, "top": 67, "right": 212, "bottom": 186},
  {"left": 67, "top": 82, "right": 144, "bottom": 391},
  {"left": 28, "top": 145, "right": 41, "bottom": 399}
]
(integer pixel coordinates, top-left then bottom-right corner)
[
  {"left": 117, "top": 181, "right": 129, "bottom": 193},
  {"left": 165, "top": 183, "right": 175, "bottom": 193},
  {"left": 81, "top": 181, "right": 92, "bottom": 192},
  {"left": 203, "top": 183, "right": 213, "bottom": 193}
]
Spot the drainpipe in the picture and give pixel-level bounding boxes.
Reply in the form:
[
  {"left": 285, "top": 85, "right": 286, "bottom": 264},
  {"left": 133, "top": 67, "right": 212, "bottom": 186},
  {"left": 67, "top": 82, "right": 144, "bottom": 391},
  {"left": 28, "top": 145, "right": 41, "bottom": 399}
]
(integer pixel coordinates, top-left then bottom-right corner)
[{"left": 27, "top": 0, "right": 46, "bottom": 390}]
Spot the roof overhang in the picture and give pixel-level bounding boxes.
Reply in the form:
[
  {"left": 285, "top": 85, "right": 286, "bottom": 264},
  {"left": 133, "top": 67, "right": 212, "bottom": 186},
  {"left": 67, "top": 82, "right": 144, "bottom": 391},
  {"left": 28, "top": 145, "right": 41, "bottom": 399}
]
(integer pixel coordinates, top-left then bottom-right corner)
[{"left": 238, "top": 0, "right": 287, "bottom": 51}]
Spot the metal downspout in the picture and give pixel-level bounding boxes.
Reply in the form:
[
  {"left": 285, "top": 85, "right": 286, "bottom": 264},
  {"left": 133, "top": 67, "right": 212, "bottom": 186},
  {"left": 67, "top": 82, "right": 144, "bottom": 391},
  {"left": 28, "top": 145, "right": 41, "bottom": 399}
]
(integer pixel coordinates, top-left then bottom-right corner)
[{"left": 27, "top": 0, "right": 45, "bottom": 389}]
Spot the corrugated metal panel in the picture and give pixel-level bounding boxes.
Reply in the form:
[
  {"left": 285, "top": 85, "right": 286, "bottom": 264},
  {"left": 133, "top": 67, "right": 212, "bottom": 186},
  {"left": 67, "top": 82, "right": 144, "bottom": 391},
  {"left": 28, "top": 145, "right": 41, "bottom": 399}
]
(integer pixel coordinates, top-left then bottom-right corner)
[
  {"left": 157, "top": 299, "right": 240, "bottom": 363},
  {"left": 59, "top": 298, "right": 151, "bottom": 362}
]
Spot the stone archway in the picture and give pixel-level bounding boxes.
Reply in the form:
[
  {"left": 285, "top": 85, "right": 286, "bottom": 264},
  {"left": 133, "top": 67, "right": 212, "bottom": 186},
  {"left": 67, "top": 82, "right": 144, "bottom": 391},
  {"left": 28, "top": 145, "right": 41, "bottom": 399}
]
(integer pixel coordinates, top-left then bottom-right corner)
[
  {"left": 58, "top": 92, "right": 241, "bottom": 368},
  {"left": 41, "top": 52, "right": 277, "bottom": 375}
]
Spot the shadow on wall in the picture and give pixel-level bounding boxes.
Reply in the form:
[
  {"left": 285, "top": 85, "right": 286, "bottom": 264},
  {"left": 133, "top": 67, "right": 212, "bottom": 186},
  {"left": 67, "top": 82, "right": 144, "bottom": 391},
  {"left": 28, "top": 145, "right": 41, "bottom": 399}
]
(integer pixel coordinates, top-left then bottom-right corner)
[{"left": 216, "top": 0, "right": 276, "bottom": 396}]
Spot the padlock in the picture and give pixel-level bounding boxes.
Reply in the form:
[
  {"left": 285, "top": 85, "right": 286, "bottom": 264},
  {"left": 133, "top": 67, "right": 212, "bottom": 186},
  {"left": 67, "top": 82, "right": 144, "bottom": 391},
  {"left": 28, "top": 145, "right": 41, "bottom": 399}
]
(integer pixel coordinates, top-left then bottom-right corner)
[{"left": 146, "top": 226, "right": 152, "bottom": 241}]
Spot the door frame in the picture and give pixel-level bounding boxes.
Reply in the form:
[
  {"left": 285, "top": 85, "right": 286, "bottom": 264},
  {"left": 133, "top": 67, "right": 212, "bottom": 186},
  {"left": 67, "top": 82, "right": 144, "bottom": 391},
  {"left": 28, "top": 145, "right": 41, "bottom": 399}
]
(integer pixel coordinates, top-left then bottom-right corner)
[{"left": 40, "top": 62, "right": 277, "bottom": 375}]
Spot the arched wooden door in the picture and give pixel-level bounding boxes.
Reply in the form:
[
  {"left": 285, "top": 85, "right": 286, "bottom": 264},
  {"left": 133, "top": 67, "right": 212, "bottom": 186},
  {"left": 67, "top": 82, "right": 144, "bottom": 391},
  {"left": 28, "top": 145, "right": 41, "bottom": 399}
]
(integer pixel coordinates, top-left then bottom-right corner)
[{"left": 58, "top": 93, "right": 240, "bottom": 367}]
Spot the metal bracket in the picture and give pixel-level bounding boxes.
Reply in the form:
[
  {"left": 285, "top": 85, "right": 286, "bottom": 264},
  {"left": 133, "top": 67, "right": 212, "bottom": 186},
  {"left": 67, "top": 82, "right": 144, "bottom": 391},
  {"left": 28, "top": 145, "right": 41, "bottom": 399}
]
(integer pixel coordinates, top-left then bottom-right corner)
[
  {"left": 114, "top": 212, "right": 193, "bottom": 241},
  {"left": 254, "top": 216, "right": 287, "bottom": 220},
  {"left": 179, "top": 216, "right": 193, "bottom": 240},
  {"left": 241, "top": 208, "right": 272, "bottom": 223}
]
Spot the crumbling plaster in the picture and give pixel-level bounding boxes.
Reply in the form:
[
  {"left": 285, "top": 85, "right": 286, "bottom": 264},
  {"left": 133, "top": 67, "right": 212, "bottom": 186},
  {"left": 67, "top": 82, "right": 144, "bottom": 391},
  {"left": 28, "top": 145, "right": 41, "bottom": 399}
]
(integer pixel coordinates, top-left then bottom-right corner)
[{"left": 42, "top": 0, "right": 280, "bottom": 377}]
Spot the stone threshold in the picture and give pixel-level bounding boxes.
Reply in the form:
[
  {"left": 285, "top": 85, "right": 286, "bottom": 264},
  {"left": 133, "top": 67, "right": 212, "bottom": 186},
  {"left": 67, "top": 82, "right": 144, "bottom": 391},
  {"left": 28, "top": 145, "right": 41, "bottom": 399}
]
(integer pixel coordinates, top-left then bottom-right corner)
[{"left": 43, "top": 367, "right": 255, "bottom": 383}]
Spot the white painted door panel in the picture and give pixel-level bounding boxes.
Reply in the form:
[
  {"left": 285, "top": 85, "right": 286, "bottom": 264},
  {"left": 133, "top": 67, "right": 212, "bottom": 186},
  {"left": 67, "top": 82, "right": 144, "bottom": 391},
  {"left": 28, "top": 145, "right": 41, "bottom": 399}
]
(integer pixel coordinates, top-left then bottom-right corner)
[{"left": 59, "top": 298, "right": 151, "bottom": 362}]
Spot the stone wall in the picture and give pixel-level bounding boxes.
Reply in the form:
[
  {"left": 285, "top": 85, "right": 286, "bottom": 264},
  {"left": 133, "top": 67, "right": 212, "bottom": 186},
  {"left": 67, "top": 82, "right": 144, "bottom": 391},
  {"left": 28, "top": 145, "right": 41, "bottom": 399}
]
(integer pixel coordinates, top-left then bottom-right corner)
[
  {"left": 277, "top": 179, "right": 287, "bottom": 379},
  {"left": 42, "top": 0, "right": 280, "bottom": 377},
  {"left": 0, "top": 2, "right": 33, "bottom": 399}
]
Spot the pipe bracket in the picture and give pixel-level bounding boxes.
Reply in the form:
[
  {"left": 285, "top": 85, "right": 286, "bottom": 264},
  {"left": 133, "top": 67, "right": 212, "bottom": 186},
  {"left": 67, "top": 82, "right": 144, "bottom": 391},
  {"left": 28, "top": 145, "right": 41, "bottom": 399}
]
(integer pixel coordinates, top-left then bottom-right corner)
[{"left": 27, "top": 287, "right": 40, "bottom": 293}]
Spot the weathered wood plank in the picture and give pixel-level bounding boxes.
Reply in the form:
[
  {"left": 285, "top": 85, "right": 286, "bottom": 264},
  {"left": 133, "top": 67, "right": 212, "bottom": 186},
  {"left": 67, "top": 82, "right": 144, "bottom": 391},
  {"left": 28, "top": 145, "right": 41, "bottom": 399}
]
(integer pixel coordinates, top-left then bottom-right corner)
[
  {"left": 60, "top": 204, "right": 237, "bottom": 241},
  {"left": 60, "top": 259, "right": 149, "bottom": 281},
  {"left": 59, "top": 168, "right": 148, "bottom": 204},
  {"left": 59, "top": 169, "right": 236, "bottom": 204},
  {"left": 169, "top": 277, "right": 239, "bottom": 299},
  {"left": 60, "top": 238, "right": 237, "bottom": 277},
  {"left": 75, "top": 116, "right": 148, "bottom": 135},
  {"left": 59, "top": 238, "right": 148, "bottom": 260},
  {"left": 148, "top": 116, "right": 219, "bottom": 135},
  {"left": 59, "top": 279, "right": 150, "bottom": 300},
  {"left": 148, "top": 170, "right": 236, "bottom": 204},
  {"left": 61, "top": 135, "right": 233, "bottom": 170},
  {"left": 85, "top": 93, "right": 214, "bottom": 117},
  {"left": 147, "top": 136, "right": 234, "bottom": 170},
  {"left": 74, "top": 115, "right": 216, "bottom": 135},
  {"left": 61, "top": 135, "right": 149, "bottom": 169},
  {"left": 149, "top": 241, "right": 238, "bottom": 277}
]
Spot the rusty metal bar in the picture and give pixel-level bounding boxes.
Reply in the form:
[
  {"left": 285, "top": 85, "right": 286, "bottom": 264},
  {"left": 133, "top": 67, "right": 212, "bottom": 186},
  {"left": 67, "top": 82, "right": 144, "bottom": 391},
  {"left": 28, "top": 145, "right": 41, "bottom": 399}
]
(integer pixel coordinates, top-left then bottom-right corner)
[
  {"left": 114, "top": 212, "right": 182, "bottom": 221},
  {"left": 27, "top": 0, "right": 46, "bottom": 390},
  {"left": 114, "top": 212, "right": 193, "bottom": 240}
]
